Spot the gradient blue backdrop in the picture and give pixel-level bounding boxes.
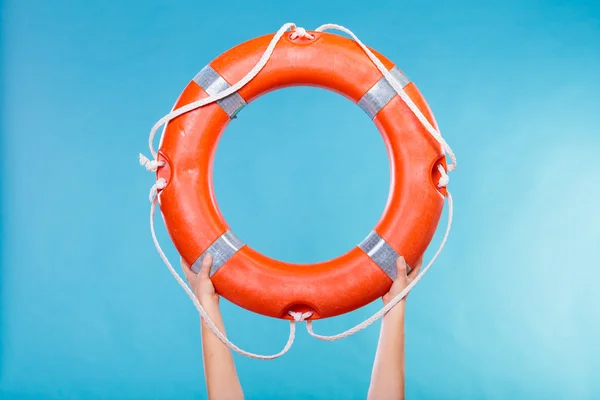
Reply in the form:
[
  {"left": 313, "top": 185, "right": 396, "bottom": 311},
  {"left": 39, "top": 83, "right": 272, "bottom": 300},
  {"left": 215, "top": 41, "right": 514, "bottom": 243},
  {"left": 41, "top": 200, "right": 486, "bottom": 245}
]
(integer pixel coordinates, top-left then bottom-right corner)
[{"left": 2, "top": 1, "right": 600, "bottom": 399}]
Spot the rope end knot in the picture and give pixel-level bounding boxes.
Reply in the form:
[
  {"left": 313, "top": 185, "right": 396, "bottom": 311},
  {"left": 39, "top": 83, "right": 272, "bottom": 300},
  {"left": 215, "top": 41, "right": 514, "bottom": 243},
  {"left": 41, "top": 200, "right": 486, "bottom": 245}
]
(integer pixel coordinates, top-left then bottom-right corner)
[
  {"left": 290, "top": 26, "right": 315, "bottom": 40},
  {"left": 139, "top": 153, "right": 164, "bottom": 172},
  {"left": 437, "top": 164, "right": 450, "bottom": 188},
  {"left": 149, "top": 178, "right": 167, "bottom": 202},
  {"left": 289, "top": 310, "right": 313, "bottom": 322}
]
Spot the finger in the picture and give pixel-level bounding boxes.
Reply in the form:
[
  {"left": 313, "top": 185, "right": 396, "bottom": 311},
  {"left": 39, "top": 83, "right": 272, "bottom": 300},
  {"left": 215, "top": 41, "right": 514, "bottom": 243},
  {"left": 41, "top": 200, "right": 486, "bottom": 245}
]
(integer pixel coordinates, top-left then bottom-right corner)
[
  {"left": 396, "top": 256, "right": 409, "bottom": 279},
  {"left": 198, "top": 254, "right": 213, "bottom": 280},
  {"left": 180, "top": 257, "right": 195, "bottom": 282},
  {"left": 408, "top": 255, "right": 424, "bottom": 279}
]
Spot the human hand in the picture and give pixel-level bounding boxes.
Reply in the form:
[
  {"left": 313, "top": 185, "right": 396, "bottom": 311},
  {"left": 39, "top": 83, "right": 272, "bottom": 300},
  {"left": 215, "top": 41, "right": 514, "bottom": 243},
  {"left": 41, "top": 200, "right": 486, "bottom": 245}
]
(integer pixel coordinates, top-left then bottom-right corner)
[
  {"left": 181, "top": 254, "right": 220, "bottom": 308},
  {"left": 381, "top": 255, "right": 423, "bottom": 306}
]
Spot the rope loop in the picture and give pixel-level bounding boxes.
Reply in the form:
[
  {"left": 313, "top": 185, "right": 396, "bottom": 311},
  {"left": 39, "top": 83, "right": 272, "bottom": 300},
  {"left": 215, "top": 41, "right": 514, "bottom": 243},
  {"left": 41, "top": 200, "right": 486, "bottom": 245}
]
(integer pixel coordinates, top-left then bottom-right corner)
[
  {"left": 148, "top": 199, "right": 305, "bottom": 360},
  {"left": 314, "top": 23, "right": 457, "bottom": 171},
  {"left": 304, "top": 192, "right": 454, "bottom": 341}
]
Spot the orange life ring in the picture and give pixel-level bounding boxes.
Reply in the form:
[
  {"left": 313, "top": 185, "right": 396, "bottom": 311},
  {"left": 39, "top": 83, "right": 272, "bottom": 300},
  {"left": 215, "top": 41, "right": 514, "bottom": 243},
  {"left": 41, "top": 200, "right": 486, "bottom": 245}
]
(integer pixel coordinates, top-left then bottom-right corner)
[{"left": 156, "top": 31, "right": 447, "bottom": 320}]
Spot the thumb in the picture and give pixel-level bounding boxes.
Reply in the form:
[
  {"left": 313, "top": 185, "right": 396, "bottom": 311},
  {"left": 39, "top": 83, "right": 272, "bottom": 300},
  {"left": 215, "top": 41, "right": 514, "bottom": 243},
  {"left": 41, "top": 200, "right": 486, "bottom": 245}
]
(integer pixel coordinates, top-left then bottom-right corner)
[{"left": 199, "top": 253, "right": 213, "bottom": 280}]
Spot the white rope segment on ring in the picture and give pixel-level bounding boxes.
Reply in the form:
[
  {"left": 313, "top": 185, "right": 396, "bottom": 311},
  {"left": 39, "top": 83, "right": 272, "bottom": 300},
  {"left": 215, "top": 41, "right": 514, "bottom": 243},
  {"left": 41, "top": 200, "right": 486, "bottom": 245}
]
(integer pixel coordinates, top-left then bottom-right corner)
[{"left": 139, "top": 23, "right": 456, "bottom": 359}]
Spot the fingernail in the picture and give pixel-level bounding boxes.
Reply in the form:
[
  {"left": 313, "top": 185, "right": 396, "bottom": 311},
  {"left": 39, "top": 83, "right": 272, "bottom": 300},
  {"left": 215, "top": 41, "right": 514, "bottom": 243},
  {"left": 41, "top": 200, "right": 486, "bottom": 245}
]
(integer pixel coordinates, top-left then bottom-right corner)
[{"left": 204, "top": 254, "right": 212, "bottom": 262}]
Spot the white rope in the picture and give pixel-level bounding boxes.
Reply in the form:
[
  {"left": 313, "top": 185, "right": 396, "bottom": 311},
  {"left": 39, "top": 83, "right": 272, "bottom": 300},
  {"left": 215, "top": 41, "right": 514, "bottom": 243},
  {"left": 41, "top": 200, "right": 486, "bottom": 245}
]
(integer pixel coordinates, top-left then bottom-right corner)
[
  {"left": 437, "top": 164, "right": 450, "bottom": 188},
  {"left": 148, "top": 178, "right": 166, "bottom": 203},
  {"left": 140, "top": 22, "right": 457, "bottom": 358},
  {"left": 144, "top": 22, "right": 306, "bottom": 160},
  {"left": 315, "top": 23, "right": 457, "bottom": 171},
  {"left": 139, "top": 153, "right": 164, "bottom": 172},
  {"left": 305, "top": 185, "right": 453, "bottom": 341},
  {"left": 149, "top": 190, "right": 312, "bottom": 359}
]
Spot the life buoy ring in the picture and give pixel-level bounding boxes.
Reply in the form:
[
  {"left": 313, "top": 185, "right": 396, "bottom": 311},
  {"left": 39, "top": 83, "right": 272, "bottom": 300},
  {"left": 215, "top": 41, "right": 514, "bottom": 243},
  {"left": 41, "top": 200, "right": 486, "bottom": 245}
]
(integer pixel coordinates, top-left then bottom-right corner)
[{"left": 155, "top": 30, "right": 448, "bottom": 320}]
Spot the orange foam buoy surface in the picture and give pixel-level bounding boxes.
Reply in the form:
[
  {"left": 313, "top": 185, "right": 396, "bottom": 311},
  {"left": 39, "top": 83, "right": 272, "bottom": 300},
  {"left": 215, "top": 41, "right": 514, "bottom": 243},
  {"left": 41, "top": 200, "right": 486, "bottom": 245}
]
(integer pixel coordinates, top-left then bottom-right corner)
[{"left": 156, "top": 31, "right": 446, "bottom": 320}]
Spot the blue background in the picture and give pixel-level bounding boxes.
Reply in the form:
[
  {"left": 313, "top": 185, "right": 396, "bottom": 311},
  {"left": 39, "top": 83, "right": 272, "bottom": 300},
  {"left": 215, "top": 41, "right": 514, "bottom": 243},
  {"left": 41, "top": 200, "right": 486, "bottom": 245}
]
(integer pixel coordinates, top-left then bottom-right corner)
[{"left": 2, "top": 0, "right": 600, "bottom": 399}]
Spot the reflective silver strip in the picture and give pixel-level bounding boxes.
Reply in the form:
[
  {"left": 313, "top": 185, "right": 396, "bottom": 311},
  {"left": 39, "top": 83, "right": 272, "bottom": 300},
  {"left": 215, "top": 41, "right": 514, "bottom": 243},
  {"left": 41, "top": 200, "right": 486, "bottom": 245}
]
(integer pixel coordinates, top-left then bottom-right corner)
[
  {"left": 191, "top": 231, "right": 246, "bottom": 276},
  {"left": 358, "top": 231, "right": 411, "bottom": 280},
  {"left": 357, "top": 67, "right": 411, "bottom": 119},
  {"left": 192, "top": 65, "right": 246, "bottom": 118}
]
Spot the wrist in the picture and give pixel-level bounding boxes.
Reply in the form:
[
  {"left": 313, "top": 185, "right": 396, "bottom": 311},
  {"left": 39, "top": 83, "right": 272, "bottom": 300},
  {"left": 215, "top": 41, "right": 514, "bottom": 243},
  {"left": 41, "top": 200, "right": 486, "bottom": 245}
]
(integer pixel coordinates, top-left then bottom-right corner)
[
  {"left": 199, "top": 298, "right": 224, "bottom": 331},
  {"left": 382, "top": 301, "right": 406, "bottom": 323},
  {"left": 199, "top": 295, "right": 219, "bottom": 310}
]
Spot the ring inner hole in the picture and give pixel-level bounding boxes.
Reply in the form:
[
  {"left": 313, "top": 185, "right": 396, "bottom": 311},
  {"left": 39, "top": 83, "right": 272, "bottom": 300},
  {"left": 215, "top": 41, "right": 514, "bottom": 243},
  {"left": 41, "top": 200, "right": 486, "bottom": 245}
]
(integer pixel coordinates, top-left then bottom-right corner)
[{"left": 213, "top": 86, "right": 390, "bottom": 264}]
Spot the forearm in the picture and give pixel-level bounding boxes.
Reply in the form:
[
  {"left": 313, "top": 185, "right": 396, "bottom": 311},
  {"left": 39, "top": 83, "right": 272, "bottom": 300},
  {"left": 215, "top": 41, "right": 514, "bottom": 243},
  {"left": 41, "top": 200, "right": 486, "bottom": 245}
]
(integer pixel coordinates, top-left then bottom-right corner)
[
  {"left": 201, "top": 300, "right": 244, "bottom": 400},
  {"left": 367, "top": 303, "right": 406, "bottom": 400}
]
